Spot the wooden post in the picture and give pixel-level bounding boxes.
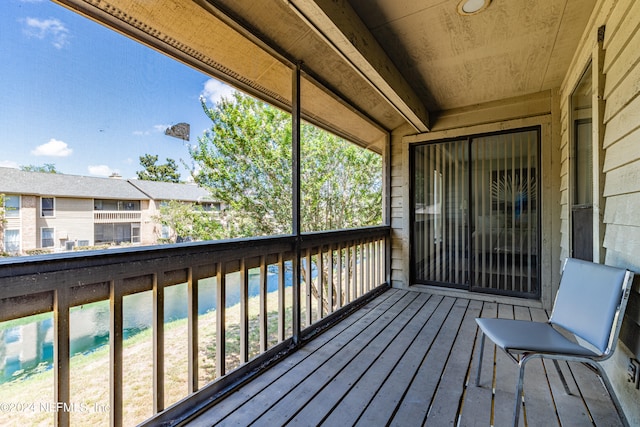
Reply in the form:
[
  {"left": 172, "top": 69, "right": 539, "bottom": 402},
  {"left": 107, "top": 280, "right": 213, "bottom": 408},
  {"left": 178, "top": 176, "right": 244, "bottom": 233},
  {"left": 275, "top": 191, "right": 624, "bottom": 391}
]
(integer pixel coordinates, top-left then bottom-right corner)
[
  {"left": 259, "top": 256, "right": 268, "bottom": 352},
  {"left": 187, "top": 268, "right": 199, "bottom": 394},
  {"left": 110, "top": 279, "right": 123, "bottom": 427},
  {"left": 216, "top": 264, "right": 226, "bottom": 377},
  {"left": 153, "top": 273, "right": 164, "bottom": 413},
  {"left": 277, "top": 254, "right": 286, "bottom": 342},
  {"left": 292, "top": 62, "right": 302, "bottom": 344},
  {"left": 54, "top": 287, "right": 70, "bottom": 427},
  {"left": 240, "top": 258, "right": 249, "bottom": 363}
]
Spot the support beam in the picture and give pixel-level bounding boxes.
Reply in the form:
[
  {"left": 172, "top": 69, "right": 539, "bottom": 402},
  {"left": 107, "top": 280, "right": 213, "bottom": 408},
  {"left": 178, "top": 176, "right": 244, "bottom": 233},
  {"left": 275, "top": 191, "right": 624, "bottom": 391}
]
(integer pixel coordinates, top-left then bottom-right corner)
[
  {"left": 153, "top": 274, "right": 165, "bottom": 413},
  {"left": 292, "top": 63, "right": 302, "bottom": 344},
  {"left": 110, "top": 280, "right": 124, "bottom": 427},
  {"left": 286, "top": 0, "right": 430, "bottom": 132},
  {"left": 187, "top": 268, "right": 198, "bottom": 394},
  {"left": 54, "top": 287, "right": 70, "bottom": 427}
]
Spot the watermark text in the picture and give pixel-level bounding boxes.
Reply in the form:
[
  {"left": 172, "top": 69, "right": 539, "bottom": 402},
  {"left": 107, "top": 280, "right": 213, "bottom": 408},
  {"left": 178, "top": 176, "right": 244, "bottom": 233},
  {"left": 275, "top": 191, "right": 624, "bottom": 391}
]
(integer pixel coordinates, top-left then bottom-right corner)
[{"left": 0, "top": 401, "right": 110, "bottom": 413}]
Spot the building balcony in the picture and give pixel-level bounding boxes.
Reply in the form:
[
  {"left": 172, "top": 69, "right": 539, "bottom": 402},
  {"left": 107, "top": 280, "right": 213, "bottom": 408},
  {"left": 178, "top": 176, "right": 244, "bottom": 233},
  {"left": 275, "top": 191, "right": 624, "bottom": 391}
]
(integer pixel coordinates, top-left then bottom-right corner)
[
  {"left": 94, "top": 210, "right": 142, "bottom": 223},
  {"left": 0, "top": 225, "right": 623, "bottom": 426}
]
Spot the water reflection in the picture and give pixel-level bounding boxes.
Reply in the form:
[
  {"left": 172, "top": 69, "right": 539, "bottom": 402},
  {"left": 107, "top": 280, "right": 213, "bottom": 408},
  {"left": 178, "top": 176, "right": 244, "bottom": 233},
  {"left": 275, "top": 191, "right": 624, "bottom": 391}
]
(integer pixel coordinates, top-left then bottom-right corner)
[{"left": 0, "top": 267, "right": 289, "bottom": 383}]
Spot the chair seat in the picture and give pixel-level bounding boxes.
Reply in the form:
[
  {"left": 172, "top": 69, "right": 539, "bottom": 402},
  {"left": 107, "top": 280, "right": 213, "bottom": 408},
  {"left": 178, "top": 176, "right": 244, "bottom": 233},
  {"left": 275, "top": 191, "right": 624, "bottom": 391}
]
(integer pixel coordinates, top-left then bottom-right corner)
[{"left": 476, "top": 318, "right": 599, "bottom": 357}]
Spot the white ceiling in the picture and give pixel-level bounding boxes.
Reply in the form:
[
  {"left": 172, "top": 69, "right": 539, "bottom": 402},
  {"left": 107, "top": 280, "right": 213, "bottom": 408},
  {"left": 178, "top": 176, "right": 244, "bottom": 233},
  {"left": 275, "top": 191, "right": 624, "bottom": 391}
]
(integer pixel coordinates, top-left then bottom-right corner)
[{"left": 348, "top": 0, "right": 596, "bottom": 110}]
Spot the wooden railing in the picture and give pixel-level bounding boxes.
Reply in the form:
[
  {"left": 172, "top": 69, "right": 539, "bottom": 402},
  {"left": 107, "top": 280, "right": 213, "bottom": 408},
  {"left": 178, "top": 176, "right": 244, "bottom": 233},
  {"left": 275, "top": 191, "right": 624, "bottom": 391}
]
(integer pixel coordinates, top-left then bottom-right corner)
[
  {"left": 94, "top": 210, "right": 142, "bottom": 223},
  {"left": 0, "top": 226, "right": 389, "bottom": 426}
]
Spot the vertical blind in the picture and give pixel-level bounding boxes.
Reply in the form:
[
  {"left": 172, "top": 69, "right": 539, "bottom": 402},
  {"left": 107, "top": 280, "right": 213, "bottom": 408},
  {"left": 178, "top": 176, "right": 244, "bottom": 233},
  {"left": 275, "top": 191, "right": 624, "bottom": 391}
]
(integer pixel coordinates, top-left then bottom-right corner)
[
  {"left": 413, "top": 139, "right": 469, "bottom": 287},
  {"left": 412, "top": 129, "right": 539, "bottom": 298}
]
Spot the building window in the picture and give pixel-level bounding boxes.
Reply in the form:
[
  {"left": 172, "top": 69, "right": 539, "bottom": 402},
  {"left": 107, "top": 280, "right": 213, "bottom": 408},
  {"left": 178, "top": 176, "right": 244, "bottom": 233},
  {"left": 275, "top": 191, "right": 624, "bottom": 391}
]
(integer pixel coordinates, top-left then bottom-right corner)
[
  {"left": 41, "top": 227, "right": 55, "bottom": 248},
  {"left": 161, "top": 224, "right": 171, "bottom": 239},
  {"left": 41, "top": 197, "right": 55, "bottom": 217},
  {"left": 94, "top": 223, "right": 138, "bottom": 244},
  {"left": 4, "top": 195, "right": 20, "bottom": 217},
  {"left": 132, "top": 224, "right": 140, "bottom": 243},
  {"left": 201, "top": 202, "right": 221, "bottom": 212},
  {"left": 94, "top": 199, "right": 140, "bottom": 211},
  {"left": 570, "top": 63, "right": 594, "bottom": 261},
  {"left": 3, "top": 229, "right": 20, "bottom": 254}
]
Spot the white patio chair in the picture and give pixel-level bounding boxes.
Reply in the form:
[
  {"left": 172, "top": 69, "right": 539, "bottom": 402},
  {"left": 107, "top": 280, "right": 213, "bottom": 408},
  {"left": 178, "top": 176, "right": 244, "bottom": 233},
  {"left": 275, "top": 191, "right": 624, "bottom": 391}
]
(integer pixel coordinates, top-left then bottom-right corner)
[{"left": 475, "top": 257, "right": 634, "bottom": 426}]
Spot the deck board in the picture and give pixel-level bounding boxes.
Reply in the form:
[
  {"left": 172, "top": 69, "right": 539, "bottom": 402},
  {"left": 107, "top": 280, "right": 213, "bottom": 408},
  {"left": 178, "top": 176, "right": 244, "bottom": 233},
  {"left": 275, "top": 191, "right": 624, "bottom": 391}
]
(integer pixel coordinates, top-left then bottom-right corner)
[
  {"left": 185, "top": 289, "right": 624, "bottom": 426},
  {"left": 317, "top": 293, "right": 439, "bottom": 426},
  {"left": 191, "top": 289, "right": 403, "bottom": 426},
  {"left": 422, "top": 299, "right": 481, "bottom": 425},
  {"left": 355, "top": 294, "right": 448, "bottom": 424},
  {"left": 251, "top": 292, "right": 420, "bottom": 425},
  {"left": 459, "top": 301, "right": 496, "bottom": 426},
  {"left": 259, "top": 292, "right": 425, "bottom": 425},
  {"left": 389, "top": 296, "right": 463, "bottom": 425}
]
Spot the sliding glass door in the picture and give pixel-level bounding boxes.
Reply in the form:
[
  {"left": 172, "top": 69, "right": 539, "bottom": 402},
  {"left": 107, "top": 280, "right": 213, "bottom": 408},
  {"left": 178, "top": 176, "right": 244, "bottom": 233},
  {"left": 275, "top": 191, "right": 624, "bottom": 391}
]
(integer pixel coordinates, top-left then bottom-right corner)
[
  {"left": 412, "top": 128, "right": 540, "bottom": 298},
  {"left": 413, "top": 139, "right": 470, "bottom": 288}
]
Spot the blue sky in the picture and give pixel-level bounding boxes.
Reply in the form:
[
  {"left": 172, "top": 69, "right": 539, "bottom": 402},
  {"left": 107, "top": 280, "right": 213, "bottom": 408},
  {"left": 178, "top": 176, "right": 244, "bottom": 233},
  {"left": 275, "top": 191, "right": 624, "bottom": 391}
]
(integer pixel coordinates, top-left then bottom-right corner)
[{"left": 0, "top": 0, "right": 234, "bottom": 179}]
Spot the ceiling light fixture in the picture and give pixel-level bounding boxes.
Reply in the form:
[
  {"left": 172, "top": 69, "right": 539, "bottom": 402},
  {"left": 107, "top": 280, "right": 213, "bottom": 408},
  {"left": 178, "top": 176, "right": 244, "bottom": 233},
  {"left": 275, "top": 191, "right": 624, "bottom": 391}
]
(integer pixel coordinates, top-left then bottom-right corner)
[{"left": 457, "top": 0, "right": 491, "bottom": 16}]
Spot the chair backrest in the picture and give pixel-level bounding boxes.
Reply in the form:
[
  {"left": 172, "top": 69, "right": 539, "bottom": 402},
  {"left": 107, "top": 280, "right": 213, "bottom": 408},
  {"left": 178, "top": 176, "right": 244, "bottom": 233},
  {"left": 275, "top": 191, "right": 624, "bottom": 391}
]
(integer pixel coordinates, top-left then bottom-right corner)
[{"left": 549, "top": 258, "right": 633, "bottom": 356}]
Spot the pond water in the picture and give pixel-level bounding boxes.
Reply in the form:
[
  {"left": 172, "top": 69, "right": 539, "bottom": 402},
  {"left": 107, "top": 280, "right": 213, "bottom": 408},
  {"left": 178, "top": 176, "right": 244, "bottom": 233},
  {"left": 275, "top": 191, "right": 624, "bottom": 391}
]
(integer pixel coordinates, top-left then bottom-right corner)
[{"left": 0, "top": 266, "right": 292, "bottom": 383}]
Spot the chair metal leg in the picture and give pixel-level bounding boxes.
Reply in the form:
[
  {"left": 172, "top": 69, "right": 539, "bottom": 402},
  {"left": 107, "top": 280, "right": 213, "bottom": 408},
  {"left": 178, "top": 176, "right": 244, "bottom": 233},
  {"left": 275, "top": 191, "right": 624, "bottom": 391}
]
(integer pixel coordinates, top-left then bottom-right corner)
[
  {"left": 513, "top": 358, "right": 527, "bottom": 427},
  {"left": 552, "top": 359, "right": 572, "bottom": 395},
  {"left": 475, "top": 331, "right": 486, "bottom": 387},
  {"left": 590, "top": 362, "right": 630, "bottom": 427}
]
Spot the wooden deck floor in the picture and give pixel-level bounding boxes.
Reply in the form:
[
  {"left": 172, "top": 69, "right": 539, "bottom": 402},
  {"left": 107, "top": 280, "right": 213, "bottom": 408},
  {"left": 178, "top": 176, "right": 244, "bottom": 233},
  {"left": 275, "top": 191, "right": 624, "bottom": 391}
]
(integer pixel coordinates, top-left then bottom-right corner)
[{"left": 185, "top": 289, "right": 623, "bottom": 426}]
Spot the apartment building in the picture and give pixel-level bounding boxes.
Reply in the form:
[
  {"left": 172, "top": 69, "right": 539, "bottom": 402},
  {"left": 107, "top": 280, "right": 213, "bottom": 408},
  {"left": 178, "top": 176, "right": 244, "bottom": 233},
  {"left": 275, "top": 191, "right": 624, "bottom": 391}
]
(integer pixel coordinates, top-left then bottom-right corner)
[{"left": 0, "top": 167, "right": 215, "bottom": 255}]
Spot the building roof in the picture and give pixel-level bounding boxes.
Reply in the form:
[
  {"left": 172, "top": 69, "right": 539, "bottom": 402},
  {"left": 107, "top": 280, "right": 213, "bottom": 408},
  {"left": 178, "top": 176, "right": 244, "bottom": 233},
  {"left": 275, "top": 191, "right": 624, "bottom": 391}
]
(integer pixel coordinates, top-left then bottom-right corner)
[
  {"left": 0, "top": 167, "right": 212, "bottom": 202},
  {"left": 128, "top": 179, "right": 213, "bottom": 202}
]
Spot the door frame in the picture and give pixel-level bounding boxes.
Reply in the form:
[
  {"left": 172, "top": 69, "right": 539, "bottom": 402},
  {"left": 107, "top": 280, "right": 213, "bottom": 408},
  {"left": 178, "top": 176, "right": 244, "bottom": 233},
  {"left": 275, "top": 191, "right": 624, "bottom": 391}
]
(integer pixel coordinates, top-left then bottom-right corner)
[{"left": 409, "top": 126, "right": 542, "bottom": 299}]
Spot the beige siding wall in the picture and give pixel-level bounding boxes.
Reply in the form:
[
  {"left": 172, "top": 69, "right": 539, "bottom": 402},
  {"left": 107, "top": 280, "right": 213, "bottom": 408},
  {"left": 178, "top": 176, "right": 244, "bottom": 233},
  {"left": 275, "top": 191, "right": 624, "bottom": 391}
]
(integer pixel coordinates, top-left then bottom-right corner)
[
  {"left": 559, "top": 0, "right": 640, "bottom": 423},
  {"left": 36, "top": 197, "right": 94, "bottom": 248},
  {"left": 390, "top": 123, "right": 413, "bottom": 289},
  {"left": 390, "top": 92, "right": 562, "bottom": 307},
  {"left": 141, "top": 199, "right": 160, "bottom": 245},
  {"left": 21, "top": 195, "right": 37, "bottom": 251}
]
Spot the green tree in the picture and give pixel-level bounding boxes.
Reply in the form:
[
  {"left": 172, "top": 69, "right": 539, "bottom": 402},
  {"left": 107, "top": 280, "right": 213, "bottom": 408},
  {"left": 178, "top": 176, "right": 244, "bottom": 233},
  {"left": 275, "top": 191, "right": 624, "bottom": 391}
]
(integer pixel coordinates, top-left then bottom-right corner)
[
  {"left": 137, "top": 154, "right": 181, "bottom": 182},
  {"left": 154, "top": 200, "right": 225, "bottom": 243},
  {"left": 189, "top": 92, "right": 382, "bottom": 238},
  {"left": 20, "top": 164, "right": 58, "bottom": 173},
  {"left": 300, "top": 125, "right": 382, "bottom": 231}
]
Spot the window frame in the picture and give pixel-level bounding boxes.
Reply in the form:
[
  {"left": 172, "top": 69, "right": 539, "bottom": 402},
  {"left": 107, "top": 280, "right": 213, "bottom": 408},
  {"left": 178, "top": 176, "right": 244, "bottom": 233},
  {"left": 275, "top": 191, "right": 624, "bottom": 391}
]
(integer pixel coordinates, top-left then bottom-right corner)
[
  {"left": 4, "top": 195, "right": 20, "bottom": 218},
  {"left": 41, "top": 197, "right": 55, "bottom": 217},
  {"left": 41, "top": 227, "right": 55, "bottom": 248},
  {"left": 3, "top": 229, "right": 21, "bottom": 254}
]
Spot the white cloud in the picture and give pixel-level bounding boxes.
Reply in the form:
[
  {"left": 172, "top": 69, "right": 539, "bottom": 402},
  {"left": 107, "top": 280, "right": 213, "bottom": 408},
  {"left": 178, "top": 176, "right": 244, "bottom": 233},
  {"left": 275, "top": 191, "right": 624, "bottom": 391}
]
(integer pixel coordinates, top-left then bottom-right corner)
[
  {"left": 23, "top": 17, "right": 70, "bottom": 49},
  {"left": 201, "top": 79, "right": 235, "bottom": 105},
  {"left": 0, "top": 160, "right": 19, "bottom": 169},
  {"left": 31, "top": 138, "right": 73, "bottom": 157},
  {"left": 88, "top": 165, "right": 116, "bottom": 177}
]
